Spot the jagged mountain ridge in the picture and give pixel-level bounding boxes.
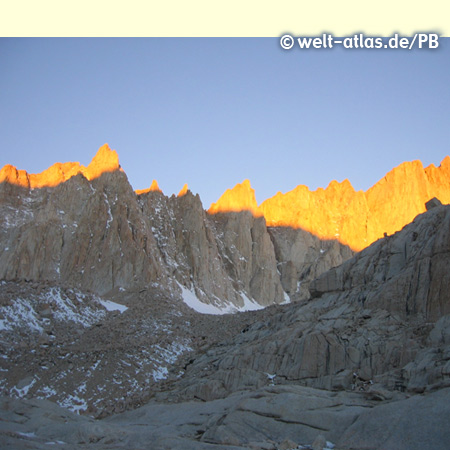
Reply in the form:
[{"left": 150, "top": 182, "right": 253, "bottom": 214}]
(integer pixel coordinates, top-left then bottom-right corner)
[
  {"left": 0, "top": 145, "right": 291, "bottom": 309},
  {"left": 210, "top": 157, "right": 450, "bottom": 251},
  {"left": 0, "top": 145, "right": 122, "bottom": 188},
  {"left": 1, "top": 144, "right": 448, "bottom": 310}
]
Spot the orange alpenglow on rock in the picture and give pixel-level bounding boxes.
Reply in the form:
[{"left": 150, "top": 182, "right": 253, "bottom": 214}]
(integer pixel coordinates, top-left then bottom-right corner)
[
  {"left": 0, "top": 165, "right": 33, "bottom": 189},
  {"left": 2, "top": 145, "right": 449, "bottom": 254},
  {"left": 83, "top": 144, "right": 121, "bottom": 181},
  {"left": 0, "top": 144, "right": 121, "bottom": 189},
  {"left": 136, "top": 179, "right": 162, "bottom": 195},
  {"left": 209, "top": 157, "right": 450, "bottom": 252},
  {"left": 178, "top": 184, "right": 189, "bottom": 197},
  {"left": 260, "top": 178, "right": 368, "bottom": 250},
  {"left": 208, "top": 179, "right": 262, "bottom": 217}
]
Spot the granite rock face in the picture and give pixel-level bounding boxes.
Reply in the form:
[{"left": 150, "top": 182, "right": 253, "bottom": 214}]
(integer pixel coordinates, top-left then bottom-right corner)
[
  {"left": 0, "top": 145, "right": 287, "bottom": 308},
  {"left": 163, "top": 205, "right": 450, "bottom": 402},
  {"left": 268, "top": 226, "right": 353, "bottom": 301},
  {"left": 210, "top": 211, "right": 287, "bottom": 306},
  {"left": 0, "top": 166, "right": 166, "bottom": 295},
  {"left": 137, "top": 187, "right": 287, "bottom": 308},
  {"left": 210, "top": 157, "right": 450, "bottom": 252},
  {"left": 208, "top": 177, "right": 355, "bottom": 301}
]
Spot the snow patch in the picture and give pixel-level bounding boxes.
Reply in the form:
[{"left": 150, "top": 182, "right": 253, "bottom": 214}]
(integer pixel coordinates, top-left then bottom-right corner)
[
  {"left": 103, "top": 193, "right": 113, "bottom": 229},
  {"left": 237, "top": 291, "right": 265, "bottom": 312},
  {"left": 265, "top": 373, "right": 276, "bottom": 385},
  {"left": 177, "top": 281, "right": 266, "bottom": 315},
  {"left": 47, "top": 288, "right": 106, "bottom": 326},
  {"left": 178, "top": 282, "right": 227, "bottom": 315},
  {"left": 13, "top": 378, "right": 36, "bottom": 398},
  {"left": 150, "top": 340, "right": 193, "bottom": 382},
  {"left": 152, "top": 366, "right": 169, "bottom": 381},
  {"left": 0, "top": 299, "right": 43, "bottom": 332},
  {"left": 37, "top": 386, "right": 57, "bottom": 398},
  {"left": 98, "top": 299, "right": 128, "bottom": 313},
  {"left": 1, "top": 205, "right": 34, "bottom": 229},
  {"left": 58, "top": 394, "right": 88, "bottom": 414},
  {"left": 18, "top": 432, "right": 37, "bottom": 438},
  {"left": 0, "top": 287, "right": 107, "bottom": 333}
]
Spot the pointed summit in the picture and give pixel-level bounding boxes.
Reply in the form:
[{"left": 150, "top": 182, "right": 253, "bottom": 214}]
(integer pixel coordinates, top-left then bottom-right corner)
[
  {"left": 85, "top": 144, "right": 121, "bottom": 180},
  {"left": 178, "top": 183, "right": 189, "bottom": 197},
  {"left": 136, "top": 179, "right": 162, "bottom": 195},
  {"left": 0, "top": 165, "right": 31, "bottom": 188},
  {"left": 0, "top": 144, "right": 122, "bottom": 189},
  {"left": 208, "top": 179, "right": 261, "bottom": 216},
  {"left": 149, "top": 179, "right": 161, "bottom": 192}
]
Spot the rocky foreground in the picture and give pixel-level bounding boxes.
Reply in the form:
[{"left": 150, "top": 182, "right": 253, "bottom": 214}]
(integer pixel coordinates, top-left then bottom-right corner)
[
  {"left": 2, "top": 386, "right": 449, "bottom": 450},
  {"left": 1, "top": 203, "right": 450, "bottom": 448}
]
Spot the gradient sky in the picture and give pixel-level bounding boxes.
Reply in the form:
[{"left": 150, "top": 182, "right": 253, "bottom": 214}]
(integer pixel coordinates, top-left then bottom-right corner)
[{"left": 1, "top": 38, "right": 449, "bottom": 208}]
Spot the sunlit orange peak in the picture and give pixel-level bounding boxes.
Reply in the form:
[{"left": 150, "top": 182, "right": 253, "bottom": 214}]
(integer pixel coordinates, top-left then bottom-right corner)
[
  {"left": 0, "top": 165, "right": 31, "bottom": 188},
  {"left": 258, "top": 156, "right": 450, "bottom": 252},
  {"left": 85, "top": 144, "right": 121, "bottom": 181},
  {"left": 208, "top": 179, "right": 261, "bottom": 216},
  {"left": 178, "top": 183, "right": 189, "bottom": 197},
  {"left": 0, "top": 143, "right": 121, "bottom": 189},
  {"left": 136, "top": 179, "right": 162, "bottom": 195}
]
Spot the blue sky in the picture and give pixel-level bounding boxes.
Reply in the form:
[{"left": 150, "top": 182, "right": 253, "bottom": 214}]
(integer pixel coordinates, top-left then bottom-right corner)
[{"left": 0, "top": 38, "right": 449, "bottom": 208}]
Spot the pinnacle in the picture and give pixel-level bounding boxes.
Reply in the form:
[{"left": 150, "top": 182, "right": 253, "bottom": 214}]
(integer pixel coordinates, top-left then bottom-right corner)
[
  {"left": 208, "top": 179, "right": 260, "bottom": 216},
  {"left": 178, "top": 183, "right": 189, "bottom": 197},
  {"left": 85, "top": 144, "right": 121, "bottom": 180},
  {"left": 136, "top": 179, "right": 162, "bottom": 195}
]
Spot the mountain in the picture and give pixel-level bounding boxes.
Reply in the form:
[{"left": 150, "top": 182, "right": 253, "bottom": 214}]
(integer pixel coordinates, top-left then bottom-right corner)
[
  {"left": 209, "top": 179, "right": 261, "bottom": 217},
  {"left": 0, "top": 144, "right": 121, "bottom": 188},
  {"left": 2, "top": 146, "right": 449, "bottom": 310},
  {"left": 0, "top": 145, "right": 292, "bottom": 311},
  {"left": 0, "top": 144, "right": 359, "bottom": 310},
  {"left": 210, "top": 157, "right": 450, "bottom": 251},
  {"left": 1, "top": 177, "right": 449, "bottom": 449}
]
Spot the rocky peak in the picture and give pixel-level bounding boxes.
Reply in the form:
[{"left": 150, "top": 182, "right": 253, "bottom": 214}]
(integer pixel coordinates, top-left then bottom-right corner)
[
  {"left": 0, "top": 164, "right": 31, "bottom": 188},
  {"left": 0, "top": 144, "right": 121, "bottom": 190},
  {"left": 243, "top": 157, "right": 450, "bottom": 251},
  {"left": 208, "top": 179, "right": 261, "bottom": 217},
  {"left": 0, "top": 161, "right": 84, "bottom": 189},
  {"left": 84, "top": 143, "right": 121, "bottom": 180},
  {"left": 2, "top": 147, "right": 449, "bottom": 310},
  {"left": 0, "top": 147, "right": 288, "bottom": 309},
  {"left": 135, "top": 179, "right": 162, "bottom": 195},
  {"left": 177, "top": 183, "right": 189, "bottom": 197}
]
